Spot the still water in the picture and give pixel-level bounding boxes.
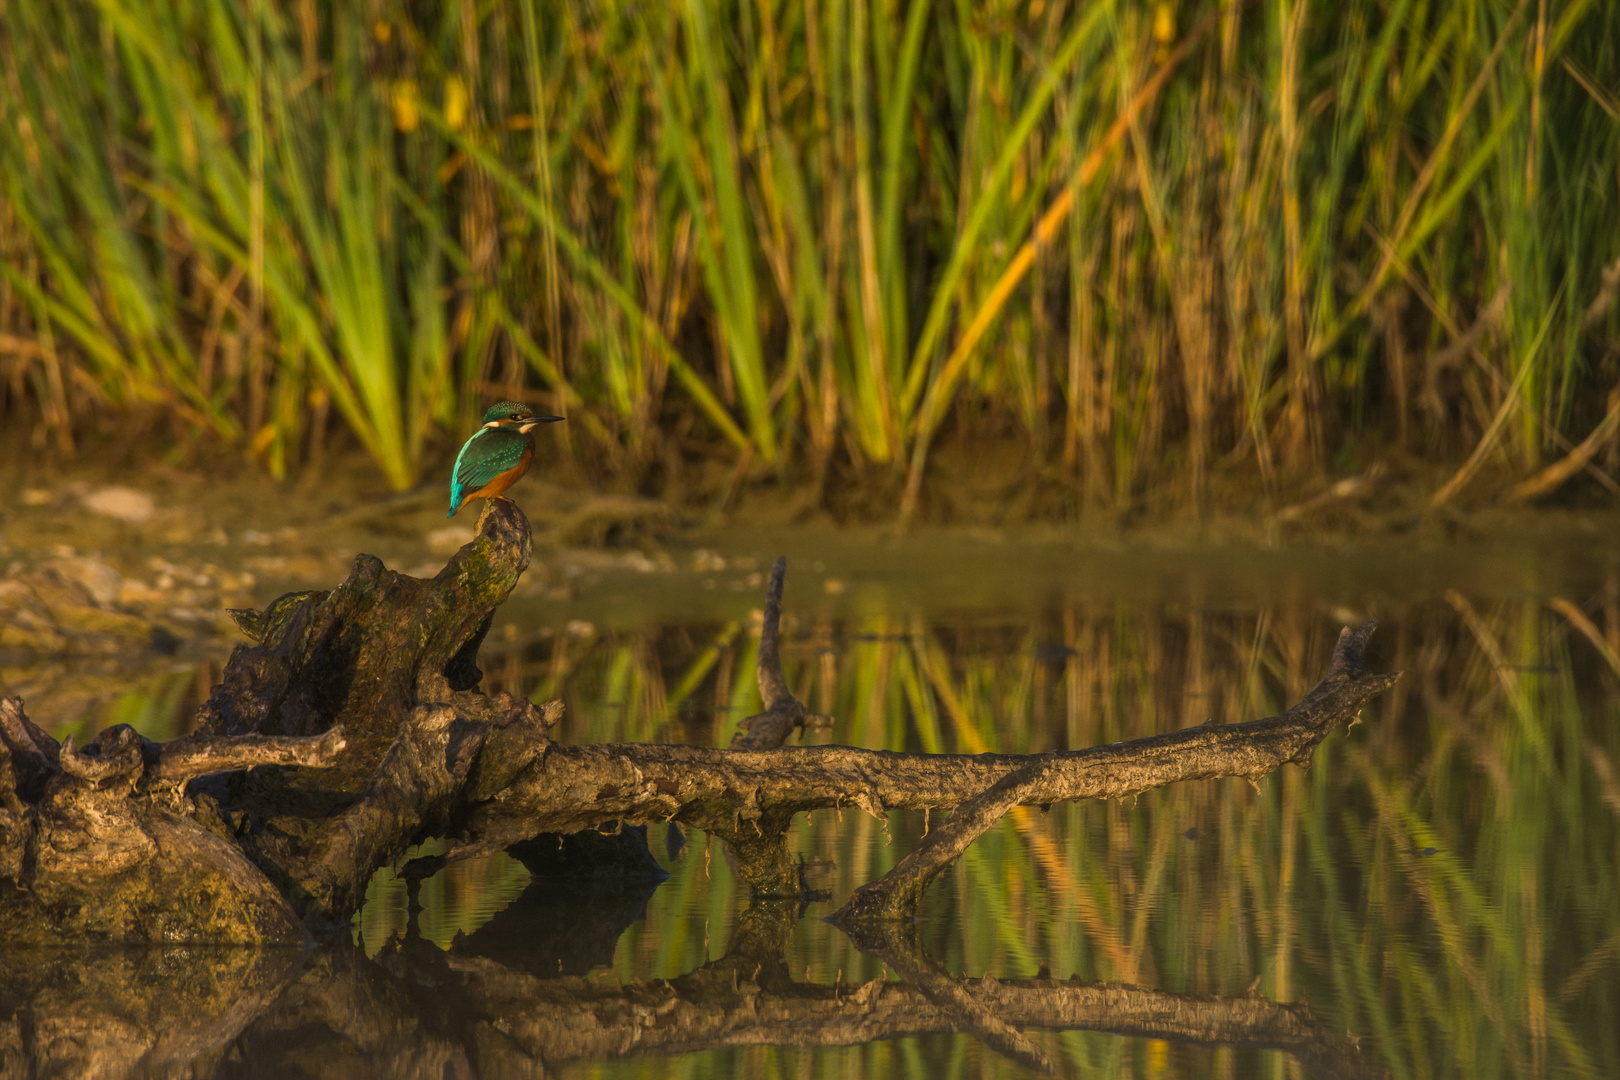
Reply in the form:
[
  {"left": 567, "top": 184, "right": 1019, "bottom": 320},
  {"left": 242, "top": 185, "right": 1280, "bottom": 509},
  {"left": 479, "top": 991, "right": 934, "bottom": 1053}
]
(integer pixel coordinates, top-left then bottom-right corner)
[{"left": 9, "top": 534, "right": 1620, "bottom": 1078}]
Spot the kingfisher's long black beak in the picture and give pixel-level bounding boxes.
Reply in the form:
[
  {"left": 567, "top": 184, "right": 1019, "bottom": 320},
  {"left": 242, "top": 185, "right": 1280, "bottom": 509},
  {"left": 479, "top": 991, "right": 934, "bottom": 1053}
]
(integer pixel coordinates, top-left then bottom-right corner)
[{"left": 517, "top": 415, "right": 565, "bottom": 433}]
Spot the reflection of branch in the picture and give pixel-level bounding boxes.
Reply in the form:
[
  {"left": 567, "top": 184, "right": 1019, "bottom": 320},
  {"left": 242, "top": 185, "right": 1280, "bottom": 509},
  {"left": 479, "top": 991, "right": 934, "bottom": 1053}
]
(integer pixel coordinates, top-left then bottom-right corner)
[
  {"left": 832, "top": 622, "right": 1398, "bottom": 921},
  {"left": 1, "top": 889, "right": 1380, "bottom": 1079},
  {"left": 0, "top": 947, "right": 306, "bottom": 1079},
  {"left": 834, "top": 918, "right": 1380, "bottom": 1080},
  {"left": 380, "top": 914, "right": 1379, "bottom": 1080},
  {"left": 840, "top": 919, "right": 1054, "bottom": 1072},
  {"left": 478, "top": 974, "right": 1379, "bottom": 1076}
]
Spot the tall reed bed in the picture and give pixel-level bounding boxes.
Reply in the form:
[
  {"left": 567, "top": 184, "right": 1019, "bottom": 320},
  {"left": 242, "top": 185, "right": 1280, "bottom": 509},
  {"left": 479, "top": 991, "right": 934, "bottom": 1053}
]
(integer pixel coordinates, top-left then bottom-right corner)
[{"left": 3, "top": 0, "right": 1618, "bottom": 514}]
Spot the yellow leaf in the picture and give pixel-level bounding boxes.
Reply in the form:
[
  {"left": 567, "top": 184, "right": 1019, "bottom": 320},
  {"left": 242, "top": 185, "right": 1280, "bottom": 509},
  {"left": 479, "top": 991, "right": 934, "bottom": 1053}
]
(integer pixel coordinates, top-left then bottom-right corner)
[
  {"left": 445, "top": 76, "right": 469, "bottom": 131},
  {"left": 391, "top": 80, "right": 420, "bottom": 133},
  {"left": 1153, "top": 3, "right": 1176, "bottom": 44},
  {"left": 250, "top": 424, "right": 276, "bottom": 458}
]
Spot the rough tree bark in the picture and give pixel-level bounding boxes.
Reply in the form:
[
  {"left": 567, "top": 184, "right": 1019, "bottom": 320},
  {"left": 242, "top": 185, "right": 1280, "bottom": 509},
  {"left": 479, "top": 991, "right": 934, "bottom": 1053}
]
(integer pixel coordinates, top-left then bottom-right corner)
[
  {"left": 445, "top": 618, "right": 1397, "bottom": 902},
  {"left": 1, "top": 502, "right": 1399, "bottom": 944},
  {"left": 0, "top": 696, "right": 343, "bottom": 944},
  {"left": 2, "top": 500, "right": 553, "bottom": 942}
]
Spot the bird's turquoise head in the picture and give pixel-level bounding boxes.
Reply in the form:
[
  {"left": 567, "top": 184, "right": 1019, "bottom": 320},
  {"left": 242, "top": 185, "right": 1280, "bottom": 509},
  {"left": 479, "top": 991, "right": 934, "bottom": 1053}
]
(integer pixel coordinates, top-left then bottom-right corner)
[{"left": 480, "top": 400, "right": 564, "bottom": 431}]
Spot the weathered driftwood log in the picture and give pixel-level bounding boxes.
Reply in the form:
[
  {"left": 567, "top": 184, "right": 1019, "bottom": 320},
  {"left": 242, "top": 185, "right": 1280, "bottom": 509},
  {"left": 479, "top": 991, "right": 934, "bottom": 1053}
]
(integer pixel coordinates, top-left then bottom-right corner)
[
  {"left": 2, "top": 496, "right": 1400, "bottom": 944},
  {"left": 197, "top": 498, "right": 533, "bottom": 766},
  {"left": 1, "top": 696, "right": 343, "bottom": 944},
  {"left": 0, "top": 500, "right": 553, "bottom": 941},
  {"left": 186, "top": 499, "right": 560, "bottom": 931},
  {"left": 449, "top": 618, "right": 1398, "bottom": 899}
]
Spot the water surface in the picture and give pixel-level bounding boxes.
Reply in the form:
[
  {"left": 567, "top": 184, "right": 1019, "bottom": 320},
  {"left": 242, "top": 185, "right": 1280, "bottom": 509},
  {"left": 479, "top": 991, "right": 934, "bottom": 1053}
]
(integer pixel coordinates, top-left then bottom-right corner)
[{"left": 10, "top": 534, "right": 1619, "bottom": 1078}]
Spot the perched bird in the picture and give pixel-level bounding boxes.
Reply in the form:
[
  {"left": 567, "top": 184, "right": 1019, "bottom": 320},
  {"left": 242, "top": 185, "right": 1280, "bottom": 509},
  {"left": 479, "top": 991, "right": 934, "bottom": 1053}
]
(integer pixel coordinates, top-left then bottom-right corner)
[{"left": 447, "top": 401, "right": 563, "bottom": 517}]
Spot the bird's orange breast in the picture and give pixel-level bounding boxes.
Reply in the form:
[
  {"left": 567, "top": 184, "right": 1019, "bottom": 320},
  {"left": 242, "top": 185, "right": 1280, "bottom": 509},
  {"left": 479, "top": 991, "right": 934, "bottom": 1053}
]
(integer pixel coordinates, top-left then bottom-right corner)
[{"left": 461, "top": 443, "right": 534, "bottom": 504}]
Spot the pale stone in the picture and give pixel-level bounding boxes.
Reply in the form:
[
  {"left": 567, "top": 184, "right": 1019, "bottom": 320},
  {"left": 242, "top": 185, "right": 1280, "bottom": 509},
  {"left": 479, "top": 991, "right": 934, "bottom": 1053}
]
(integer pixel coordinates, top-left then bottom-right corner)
[
  {"left": 46, "top": 557, "right": 124, "bottom": 606},
  {"left": 82, "top": 486, "right": 156, "bottom": 524}
]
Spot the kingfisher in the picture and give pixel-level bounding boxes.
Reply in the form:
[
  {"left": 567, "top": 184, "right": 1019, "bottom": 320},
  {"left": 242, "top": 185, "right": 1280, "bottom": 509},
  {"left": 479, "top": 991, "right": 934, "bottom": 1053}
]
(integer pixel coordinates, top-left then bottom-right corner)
[{"left": 447, "top": 401, "right": 563, "bottom": 517}]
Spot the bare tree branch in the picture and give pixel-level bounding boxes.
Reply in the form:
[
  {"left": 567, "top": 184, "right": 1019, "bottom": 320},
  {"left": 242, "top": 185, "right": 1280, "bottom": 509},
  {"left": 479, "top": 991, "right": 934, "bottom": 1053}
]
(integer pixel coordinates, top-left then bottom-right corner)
[
  {"left": 730, "top": 556, "right": 833, "bottom": 750},
  {"left": 832, "top": 622, "right": 1397, "bottom": 921}
]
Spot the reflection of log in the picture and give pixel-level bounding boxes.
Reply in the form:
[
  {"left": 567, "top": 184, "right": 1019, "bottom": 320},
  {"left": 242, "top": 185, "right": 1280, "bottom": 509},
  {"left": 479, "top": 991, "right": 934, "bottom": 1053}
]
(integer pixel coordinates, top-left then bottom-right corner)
[
  {"left": 148, "top": 899, "right": 1374, "bottom": 1079},
  {"left": 0, "top": 945, "right": 305, "bottom": 1079},
  {"left": 835, "top": 918, "right": 1378, "bottom": 1079},
  {"left": 0, "top": 866, "right": 1380, "bottom": 1079},
  {"left": 423, "top": 961, "right": 1377, "bottom": 1076},
  {"left": 842, "top": 917, "right": 1054, "bottom": 1071},
  {"left": 412, "top": 904, "right": 1381, "bottom": 1078}
]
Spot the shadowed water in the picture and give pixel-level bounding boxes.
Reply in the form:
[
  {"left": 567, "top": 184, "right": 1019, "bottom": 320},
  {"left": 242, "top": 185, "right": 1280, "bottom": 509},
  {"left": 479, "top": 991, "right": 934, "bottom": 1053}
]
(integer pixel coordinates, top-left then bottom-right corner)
[{"left": 5, "top": 538, "right": 1618, "bottom": 1079}]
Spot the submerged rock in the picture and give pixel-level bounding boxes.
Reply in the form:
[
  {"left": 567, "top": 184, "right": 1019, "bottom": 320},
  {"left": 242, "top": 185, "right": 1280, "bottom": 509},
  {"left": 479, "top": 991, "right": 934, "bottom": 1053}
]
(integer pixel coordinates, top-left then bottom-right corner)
[
  {"left": 81, "top": 486, "right": 157, "bottom": 525},
  {"left": 0, "top": 556, "right": 252, "bottom": 659}
]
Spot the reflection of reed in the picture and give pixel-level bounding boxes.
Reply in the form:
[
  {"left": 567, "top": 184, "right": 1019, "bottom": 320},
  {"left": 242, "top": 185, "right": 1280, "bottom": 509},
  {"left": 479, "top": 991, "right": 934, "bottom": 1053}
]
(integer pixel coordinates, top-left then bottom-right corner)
[
  {"left": 62, "top": 578, "right": 1620, "bottom": 1076},
  {"left": 457, "top": 588, "right": 1620, "bottom": 1076}
]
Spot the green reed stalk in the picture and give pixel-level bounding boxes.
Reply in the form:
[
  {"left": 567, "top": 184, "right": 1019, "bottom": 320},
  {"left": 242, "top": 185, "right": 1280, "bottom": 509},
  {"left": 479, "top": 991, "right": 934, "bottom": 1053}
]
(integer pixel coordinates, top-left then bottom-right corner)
[{"left": 3, "top": 0, "right": 1617, "bottom": 513}]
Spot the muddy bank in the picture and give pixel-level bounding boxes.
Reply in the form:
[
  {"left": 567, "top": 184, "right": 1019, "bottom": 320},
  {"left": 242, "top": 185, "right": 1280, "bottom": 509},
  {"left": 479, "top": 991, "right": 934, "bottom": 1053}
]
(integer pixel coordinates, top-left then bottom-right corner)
[{"left": 2, "top": 442, "right": 1615, "bottom": 735}]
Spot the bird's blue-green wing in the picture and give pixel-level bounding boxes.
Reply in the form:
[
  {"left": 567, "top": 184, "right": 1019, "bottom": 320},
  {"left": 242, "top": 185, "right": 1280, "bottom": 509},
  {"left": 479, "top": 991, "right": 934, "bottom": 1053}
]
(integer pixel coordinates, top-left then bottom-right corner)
[{"left": 448, "top": 428, "right": 529, "bottom": 515}]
